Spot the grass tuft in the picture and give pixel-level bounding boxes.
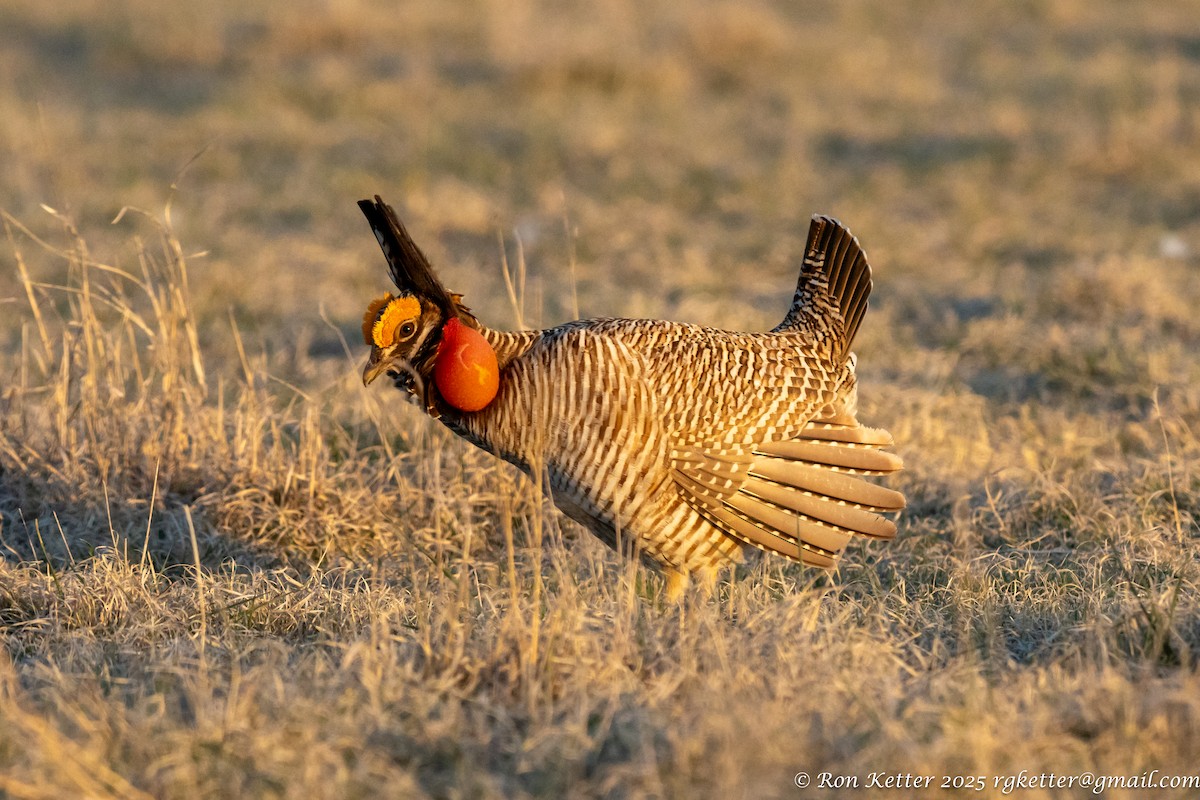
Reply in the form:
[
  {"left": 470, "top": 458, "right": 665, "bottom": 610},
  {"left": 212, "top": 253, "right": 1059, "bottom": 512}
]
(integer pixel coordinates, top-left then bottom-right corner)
[{"left": 3, "top": 1, "right": 1200, "bottom": 796}]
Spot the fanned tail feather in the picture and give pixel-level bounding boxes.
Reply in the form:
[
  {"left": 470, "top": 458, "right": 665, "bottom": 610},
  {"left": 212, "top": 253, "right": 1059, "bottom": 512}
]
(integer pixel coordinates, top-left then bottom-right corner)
[
  {"left": 688, "top": 420, "right": 905, "bottom": 568},
  {"left": 777, "top": 216, "right": 873, "bottom": 360}
]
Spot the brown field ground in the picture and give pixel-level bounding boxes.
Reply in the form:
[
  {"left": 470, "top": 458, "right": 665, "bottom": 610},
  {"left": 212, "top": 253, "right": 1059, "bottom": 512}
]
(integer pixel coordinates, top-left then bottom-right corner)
[{"left": 2, "top": 1, "right": 1200, "bottom": 797}]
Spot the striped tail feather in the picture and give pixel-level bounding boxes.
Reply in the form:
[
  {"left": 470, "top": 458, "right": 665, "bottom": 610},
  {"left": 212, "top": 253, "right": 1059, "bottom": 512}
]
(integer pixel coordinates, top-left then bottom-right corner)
[
  {"left": 681, "top": 420, "right": 905, "bottom": 568},
  {"left": 775, "top": 216, "right": 873, "bottom": 360}
]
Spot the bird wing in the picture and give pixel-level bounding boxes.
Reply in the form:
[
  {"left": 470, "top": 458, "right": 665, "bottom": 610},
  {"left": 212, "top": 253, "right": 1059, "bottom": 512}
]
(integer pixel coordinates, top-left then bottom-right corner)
[
  {"left": 641, "top": 326, "right": 904, "bottom": 567},
  {"left": 585, "top": 214, "right": 899, "bottom": 569},
  {"left": 486, "top": 317, "right": 903, "bottom": 570},
  {"left": 671, "top": 411, "right": 904, "bottom": 568},
  {"left": 482, "top": 324, "right": 673, "bottom": 554}
]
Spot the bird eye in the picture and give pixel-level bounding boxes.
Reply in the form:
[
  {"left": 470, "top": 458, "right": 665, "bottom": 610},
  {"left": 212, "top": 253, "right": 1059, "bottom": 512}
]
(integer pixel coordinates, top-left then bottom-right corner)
[{"left": 399, "top": 322, "right": 416, "bottom": 338}]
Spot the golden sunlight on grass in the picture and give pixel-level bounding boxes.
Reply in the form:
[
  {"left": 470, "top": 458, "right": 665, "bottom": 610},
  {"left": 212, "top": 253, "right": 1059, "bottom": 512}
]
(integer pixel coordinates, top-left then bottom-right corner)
[{"left": 2, "top": 0, "right": 1199, "bottom": 797}]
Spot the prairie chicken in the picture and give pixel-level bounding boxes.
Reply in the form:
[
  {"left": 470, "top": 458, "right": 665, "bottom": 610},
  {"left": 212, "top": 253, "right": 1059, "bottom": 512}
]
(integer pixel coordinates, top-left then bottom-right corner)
[{"left": 359, "top": 196, "right": 904, "bottom": 597}]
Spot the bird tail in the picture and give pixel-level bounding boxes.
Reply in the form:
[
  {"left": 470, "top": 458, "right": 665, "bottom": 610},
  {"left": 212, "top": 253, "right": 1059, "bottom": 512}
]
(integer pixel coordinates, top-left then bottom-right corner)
[
  {"left": 702, "top": 418, "right": 904, "bottom": 568},
  {"left": 774, "top": 215, "right": 873, "bottom": 361}
]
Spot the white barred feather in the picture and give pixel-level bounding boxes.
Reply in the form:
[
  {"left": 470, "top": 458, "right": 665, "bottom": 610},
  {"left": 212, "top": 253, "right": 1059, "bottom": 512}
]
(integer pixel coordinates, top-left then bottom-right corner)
[
  {"left": 438, "top": 217, "right": 904, "bottom": 580},
  {"left": 365, "top": 205, "right": 905, "bottom": 592}
]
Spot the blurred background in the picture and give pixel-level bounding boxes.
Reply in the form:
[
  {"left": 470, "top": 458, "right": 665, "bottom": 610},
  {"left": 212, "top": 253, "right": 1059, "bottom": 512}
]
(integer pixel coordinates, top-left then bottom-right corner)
[
  {"left": 4, "top": 0, "right": 1198, "bottom": 410},
  {"left": 4, "top": 3, "right": 1200, "bottom": 796}
]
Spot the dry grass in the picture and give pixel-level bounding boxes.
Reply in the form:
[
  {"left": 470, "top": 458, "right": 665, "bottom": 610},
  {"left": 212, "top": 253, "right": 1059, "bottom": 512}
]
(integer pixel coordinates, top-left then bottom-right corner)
[{"left": 2, "top": 0, "right": 1200, "bottom": 797}]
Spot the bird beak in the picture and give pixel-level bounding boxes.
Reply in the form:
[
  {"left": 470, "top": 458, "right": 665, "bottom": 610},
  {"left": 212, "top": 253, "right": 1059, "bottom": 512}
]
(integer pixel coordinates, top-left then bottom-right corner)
[{"left": 362, "top": 352, "right": 389, "bottom": 386}]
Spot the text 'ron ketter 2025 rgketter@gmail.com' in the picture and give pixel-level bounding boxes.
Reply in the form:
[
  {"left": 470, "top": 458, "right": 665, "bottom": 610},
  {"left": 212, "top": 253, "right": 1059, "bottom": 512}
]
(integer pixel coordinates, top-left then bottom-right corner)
[{"left": 792, "top": 769, "right": 1200, "bottom": 794}]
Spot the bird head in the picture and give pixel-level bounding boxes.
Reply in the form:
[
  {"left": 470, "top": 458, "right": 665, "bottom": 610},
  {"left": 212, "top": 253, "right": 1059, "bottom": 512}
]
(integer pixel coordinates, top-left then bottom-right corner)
[
  {"left": 360, "top": 290, "right": 443, "bottom": 389},
  {"left": 358, "top": 196, "right": 498, "bottom": 413}
]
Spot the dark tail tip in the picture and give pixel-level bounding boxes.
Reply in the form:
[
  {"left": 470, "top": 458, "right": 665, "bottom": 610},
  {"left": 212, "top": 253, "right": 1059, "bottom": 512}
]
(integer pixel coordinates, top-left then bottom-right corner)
[{"left": 786, "top": 215, "right": 873, "bottom": 357}]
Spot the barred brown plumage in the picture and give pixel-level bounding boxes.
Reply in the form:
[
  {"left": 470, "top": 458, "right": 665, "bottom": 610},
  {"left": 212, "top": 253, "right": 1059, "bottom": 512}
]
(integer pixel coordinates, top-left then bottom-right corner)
[{"left": 358, "top": 195, "right": 904, "bottom": 598}]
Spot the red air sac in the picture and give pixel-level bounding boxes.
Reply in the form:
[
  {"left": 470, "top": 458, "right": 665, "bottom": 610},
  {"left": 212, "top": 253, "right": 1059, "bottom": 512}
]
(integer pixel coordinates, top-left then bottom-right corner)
[{"left": 434, "top": 317, "right": 499, "bottom": 412}]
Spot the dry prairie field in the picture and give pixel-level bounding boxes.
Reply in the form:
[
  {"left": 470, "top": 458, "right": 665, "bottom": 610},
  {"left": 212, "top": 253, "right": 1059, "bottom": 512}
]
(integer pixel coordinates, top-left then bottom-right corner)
[{"left": 2, "top": 1, "right": 1200, "bottom": 797}]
